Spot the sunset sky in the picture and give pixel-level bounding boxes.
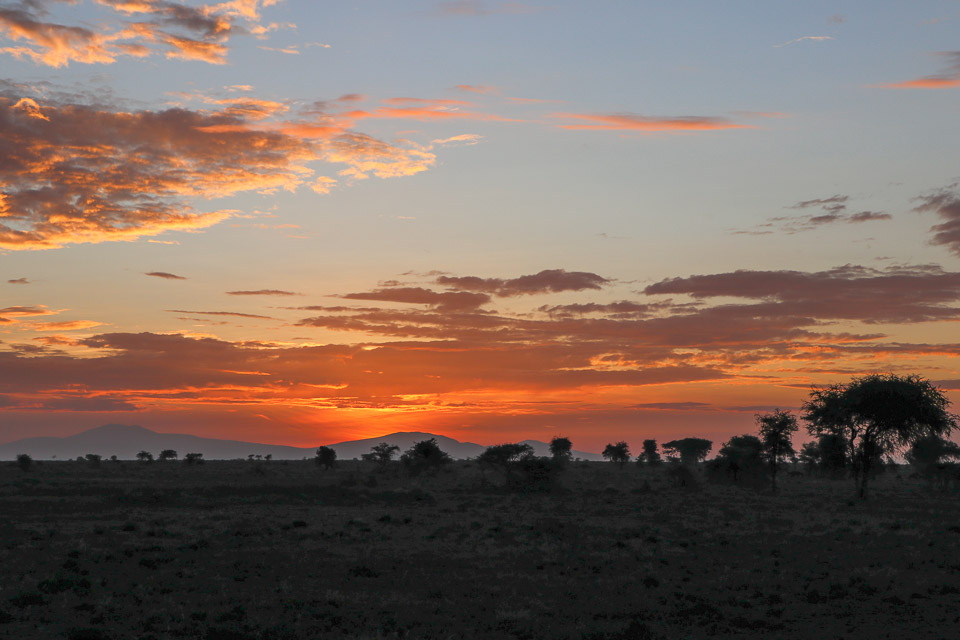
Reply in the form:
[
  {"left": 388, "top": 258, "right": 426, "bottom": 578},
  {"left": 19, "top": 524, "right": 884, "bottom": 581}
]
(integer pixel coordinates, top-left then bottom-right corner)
[{"left": 2, "top": 1, "right": 960, "bottom": 452}]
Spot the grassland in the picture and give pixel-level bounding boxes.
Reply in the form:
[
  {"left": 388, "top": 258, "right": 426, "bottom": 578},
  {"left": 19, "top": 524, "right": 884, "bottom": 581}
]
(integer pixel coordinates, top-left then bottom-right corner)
[{"left": 1, "top": 459, "right": 958, "bottom": 639}]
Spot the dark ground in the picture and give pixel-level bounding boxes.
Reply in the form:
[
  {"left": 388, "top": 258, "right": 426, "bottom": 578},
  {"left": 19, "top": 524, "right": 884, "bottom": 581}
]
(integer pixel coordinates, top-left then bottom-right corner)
[{"left": 1, "top": 459, "right": 958, "bottom": 639}]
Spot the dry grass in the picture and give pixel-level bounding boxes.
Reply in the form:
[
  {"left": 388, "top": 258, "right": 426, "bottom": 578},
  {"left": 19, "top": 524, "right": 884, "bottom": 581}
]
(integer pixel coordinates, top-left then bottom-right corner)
[{"left": 0, "top": 459, "right": 958, "bottom": 639}]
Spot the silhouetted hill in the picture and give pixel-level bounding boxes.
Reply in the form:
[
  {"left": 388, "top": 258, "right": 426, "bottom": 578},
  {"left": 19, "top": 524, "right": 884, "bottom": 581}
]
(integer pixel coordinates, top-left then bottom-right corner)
[{"left": 0, "top": 425, "right": 605, "bottom": 461}]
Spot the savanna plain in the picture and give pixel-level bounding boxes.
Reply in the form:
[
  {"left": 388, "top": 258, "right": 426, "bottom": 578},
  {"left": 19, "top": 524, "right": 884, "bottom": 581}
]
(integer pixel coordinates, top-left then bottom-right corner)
[{"left": 2, "top": 459, "right": 959, "bottom": 640}]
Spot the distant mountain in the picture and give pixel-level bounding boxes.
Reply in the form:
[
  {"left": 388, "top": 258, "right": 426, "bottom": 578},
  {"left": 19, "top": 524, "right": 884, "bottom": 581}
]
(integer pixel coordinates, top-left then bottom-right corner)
[{"left": 0, "top": 424, "right": 605, "bottom": 461}]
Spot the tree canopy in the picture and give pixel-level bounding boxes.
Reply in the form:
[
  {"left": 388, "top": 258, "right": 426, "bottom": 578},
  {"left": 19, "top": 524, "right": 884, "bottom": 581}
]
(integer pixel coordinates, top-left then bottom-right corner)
[{"left": 662, "top": 438, "right": 712, "bottom": 465}]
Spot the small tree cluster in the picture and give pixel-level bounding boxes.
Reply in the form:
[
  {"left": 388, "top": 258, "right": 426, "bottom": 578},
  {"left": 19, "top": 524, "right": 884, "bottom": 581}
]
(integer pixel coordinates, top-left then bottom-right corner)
[
  {"left": 184, "top": 453, "right": 204, "bottom": 465},
  {"left": 602, "top": 441, "right": 631, "bottom": 466}
]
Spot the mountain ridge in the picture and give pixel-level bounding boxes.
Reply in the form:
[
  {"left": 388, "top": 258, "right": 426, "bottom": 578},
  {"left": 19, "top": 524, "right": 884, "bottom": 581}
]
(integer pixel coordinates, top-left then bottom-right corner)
[{"left": 0, "top": 424, "right": 605, "bottom": 461}]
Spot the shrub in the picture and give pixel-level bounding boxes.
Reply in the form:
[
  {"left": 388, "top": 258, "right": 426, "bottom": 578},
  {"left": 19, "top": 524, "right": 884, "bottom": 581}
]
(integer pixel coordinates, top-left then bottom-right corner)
[
  {"left": 84, "top": 454, "right": 102, "bottom": 467},
  {"left": 315, "top": 446, "right": 337, "bottom": 470},
  {"left": 16, "top": 453, "right": 32, "bottom": 472}
]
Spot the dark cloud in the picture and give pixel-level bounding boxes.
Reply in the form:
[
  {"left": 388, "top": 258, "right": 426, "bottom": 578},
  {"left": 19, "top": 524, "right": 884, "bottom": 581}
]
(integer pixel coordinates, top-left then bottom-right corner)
[
  {"left": 914, "top": 187, "right": 960, "bottom": 256},
  {"left": 436, "top": 269, "right": 610, "bottom": 296},
  {"left": 226, "top": 289, "right": 302, "bottom": 296},
  {"left": 631, "top": 402, "right": 712, "bottom": 411},
  {"left": 166, "top": 310, "right": 275, "bottom": 320},
  {"left": 737, "top": 194, "right": 890, "bottom": 234},
  {"left": 145, "top": 271, "right": 186, "bottom": 280},
  {"left": 644, "top": 264, "right": 960, "bottom": 324},
  {"left": 340, "top": 287, "right": 492, "bottom": 311}
]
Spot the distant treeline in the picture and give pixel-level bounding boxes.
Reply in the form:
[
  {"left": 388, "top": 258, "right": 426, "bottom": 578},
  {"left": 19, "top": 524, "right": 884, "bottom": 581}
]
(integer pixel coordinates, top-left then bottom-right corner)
[{"left": 13, "top": 374, "right": 959, "bottom": 499}]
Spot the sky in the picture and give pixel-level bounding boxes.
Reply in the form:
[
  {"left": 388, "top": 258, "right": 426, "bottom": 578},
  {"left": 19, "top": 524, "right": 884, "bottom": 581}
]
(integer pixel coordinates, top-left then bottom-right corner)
[{"left": 1, "top": 0, "right": 960, "bottom": 452}]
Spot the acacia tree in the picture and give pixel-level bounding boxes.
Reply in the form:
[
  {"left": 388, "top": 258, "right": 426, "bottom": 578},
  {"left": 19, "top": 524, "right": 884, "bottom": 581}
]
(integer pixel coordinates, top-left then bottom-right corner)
[
  {"left": 136, "top": 450, "right": 153, "bottom": 462},
  {"left": 756, "top": 409, "right": 798, "bottom": 492},
  {"left": 602, "top": 441, "right": 631, "bottom": 466},
  {"left": 803, "top": 374, "right": 957, "bottom": 499},
  {"left": 549, "top": 436, "right": 573, "bottom": 462},
  {"left": 158, "top": 449, "right": 178, "bottom": 461},
  {"left": 362, "top": 442, "right": 401, "bottom": 467},
  {"left": 478, "top": 443, "right": 534, "bottom": 482},
  {"left": 662, "top": 438, "right": 712, "bottom": 466}
]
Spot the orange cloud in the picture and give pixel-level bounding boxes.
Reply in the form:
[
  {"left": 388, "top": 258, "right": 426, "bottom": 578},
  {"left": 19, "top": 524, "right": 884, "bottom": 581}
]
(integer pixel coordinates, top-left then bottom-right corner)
[
  {"left": 0, "top": 0, "right": 283, "bottom": 67},
  {"left": 553, "top": 112, "right": 752, "bottom": 132},
  {"left": 876, "top": 52, "right": 960, "bottom": 89},
  {"left": 0, "top": 92, "right": 313, "bottom": 249}
]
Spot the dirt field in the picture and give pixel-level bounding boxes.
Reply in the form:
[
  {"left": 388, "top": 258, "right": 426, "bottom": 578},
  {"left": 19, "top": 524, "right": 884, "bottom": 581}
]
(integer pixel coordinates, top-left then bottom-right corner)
[{"left": 1, "top": 459, "right": 958, "bottom": 639}]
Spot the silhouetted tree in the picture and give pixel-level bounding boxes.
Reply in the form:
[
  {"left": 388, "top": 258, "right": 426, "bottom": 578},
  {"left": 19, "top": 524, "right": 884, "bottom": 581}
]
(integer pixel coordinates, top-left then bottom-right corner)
[
  {"left": 400, "top": 438, "right": 451, "bottom": 475},
  {"left": 905, "top": 434, "right": 960, "bottom": 468},
  {"left": 136, "top": 450, "right": 153, "bottom": 462},
  {"left": 715, "top": 435, "right": 763, "bottom": 483},
  {"left": 636, "top": 439, "right": 661, "bottom": 465},
  {"left": 798, "top": 441, "right": 820, "bottom": 474},
  {"left": 184, "top": 452, "right": 204, "bottom": 465},
  {"left": 549, "top": 436, "right": 573, "bottom": 462},
  {"left": 16, "top": 454, "right": 32, "bottom": 472},
  {"left": 84, "top": 454, "right": 102, "bottom": 467},
  {"left": 757, "top": 409, "right": 798, "bottom": 492},
  {"left": 315, "top": 446, "right": 337, "bottom": 470},
  {"left": 158, "top": 449, "right": 177, "bottom": 461},
  {"left": 361, "top": 442, "right": 401, "bottom": 467},
  {"left": 479, "top": 443, "right": 534, "bottom": 480},
  {"left": 264, "top": 454, "right": 272, "bottom": 462},
  {"left": 602, "top": 441, "right": 631, "bottom": 466},
  {"left": 662, "top": 438, "right": 712, "bottom": 466},
  {"left": 803, "top": 373, "right": 957, "bottom": 498}
]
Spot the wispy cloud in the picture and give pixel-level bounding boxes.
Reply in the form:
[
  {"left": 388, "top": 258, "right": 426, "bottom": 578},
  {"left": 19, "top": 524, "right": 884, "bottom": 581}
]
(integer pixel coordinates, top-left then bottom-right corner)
[
  {"left": 733, "top": 194, "right": 891, "bottom": 235},
  {"left": 552, "top": 112, "right": 751, "bottom": 133},
  {"left": 145, "top": 271, "right": 187, "bottom": 280},
  {"left": 773, "top": 35, "right": 834, "bottom": 48},
  {"left": 226, "top": 289, "right": 302, "bottom": 296},
  {"left": 914, "top": 185, "right": 960, "bottom": 255}
]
